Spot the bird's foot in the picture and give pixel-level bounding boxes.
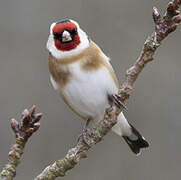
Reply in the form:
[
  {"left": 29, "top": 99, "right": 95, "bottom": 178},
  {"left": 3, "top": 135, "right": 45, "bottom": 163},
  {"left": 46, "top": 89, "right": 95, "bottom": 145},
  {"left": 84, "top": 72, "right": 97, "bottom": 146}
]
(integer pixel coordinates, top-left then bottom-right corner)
[
  {"left": 77, "top": 128, "right": 93, "bottom": 147},
  {"left": 82, "top": 127, "right": 93, "bottom": 146},
  {"left": 77, "top": 119, "right": 93, "bottom": 146}
]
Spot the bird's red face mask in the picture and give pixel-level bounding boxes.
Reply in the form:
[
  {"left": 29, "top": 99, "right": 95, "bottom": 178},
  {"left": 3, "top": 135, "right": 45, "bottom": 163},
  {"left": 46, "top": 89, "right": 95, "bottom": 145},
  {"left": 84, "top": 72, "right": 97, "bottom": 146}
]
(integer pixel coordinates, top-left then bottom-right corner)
[{"left": 52, "top": 20, "right": 81, "bottom": 51}]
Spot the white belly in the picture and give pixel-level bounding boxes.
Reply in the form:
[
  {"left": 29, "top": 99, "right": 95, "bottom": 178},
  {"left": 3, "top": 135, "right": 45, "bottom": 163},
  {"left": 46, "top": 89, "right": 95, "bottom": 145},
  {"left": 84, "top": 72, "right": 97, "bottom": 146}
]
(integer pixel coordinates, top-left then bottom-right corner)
[{"left": 51, "top": 62, "right": 118, "bottom": 121}]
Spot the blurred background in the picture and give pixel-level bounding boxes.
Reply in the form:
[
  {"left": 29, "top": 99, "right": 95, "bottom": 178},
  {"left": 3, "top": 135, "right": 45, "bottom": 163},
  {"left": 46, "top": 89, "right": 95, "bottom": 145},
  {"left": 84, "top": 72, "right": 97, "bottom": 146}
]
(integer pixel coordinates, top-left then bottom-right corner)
[{"left": 0, "top": 0, "right": 181, "bottom": 179}]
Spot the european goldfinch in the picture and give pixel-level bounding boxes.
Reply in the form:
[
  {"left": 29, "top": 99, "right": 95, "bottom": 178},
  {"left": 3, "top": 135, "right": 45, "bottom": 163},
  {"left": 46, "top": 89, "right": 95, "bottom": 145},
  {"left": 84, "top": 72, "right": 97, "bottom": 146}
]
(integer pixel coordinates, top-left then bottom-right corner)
[{"left": 47, "top": 19, "right": 149, "bottom": 155}]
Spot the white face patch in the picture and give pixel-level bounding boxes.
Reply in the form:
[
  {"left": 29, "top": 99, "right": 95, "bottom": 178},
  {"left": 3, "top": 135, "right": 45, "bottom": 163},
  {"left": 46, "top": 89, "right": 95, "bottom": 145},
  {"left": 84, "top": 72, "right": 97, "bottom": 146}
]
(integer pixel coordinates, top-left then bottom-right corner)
[{"left": 46, "top": 19, "right": 90, "bottom": 59}]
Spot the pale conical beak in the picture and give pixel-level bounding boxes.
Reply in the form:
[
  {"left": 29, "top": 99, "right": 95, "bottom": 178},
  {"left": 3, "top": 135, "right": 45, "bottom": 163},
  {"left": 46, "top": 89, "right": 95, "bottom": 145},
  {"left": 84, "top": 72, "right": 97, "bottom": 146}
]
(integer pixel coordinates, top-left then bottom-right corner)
[{"left": 62, "top": 30, "right": 72, "bottom": 42}]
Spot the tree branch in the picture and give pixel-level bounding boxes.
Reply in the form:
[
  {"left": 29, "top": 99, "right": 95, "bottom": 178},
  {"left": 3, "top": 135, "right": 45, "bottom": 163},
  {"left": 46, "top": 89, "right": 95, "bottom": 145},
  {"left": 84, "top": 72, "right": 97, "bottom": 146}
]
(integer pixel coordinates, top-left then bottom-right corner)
[
  {"left": 0, "top": 106, "right": 42, "bottom": 180},
  {"left": 1, "top": 1, "right": 180, "bottom": 180},
  {"left": 35, "top": 0, "right": 181, "bottom": 179}
]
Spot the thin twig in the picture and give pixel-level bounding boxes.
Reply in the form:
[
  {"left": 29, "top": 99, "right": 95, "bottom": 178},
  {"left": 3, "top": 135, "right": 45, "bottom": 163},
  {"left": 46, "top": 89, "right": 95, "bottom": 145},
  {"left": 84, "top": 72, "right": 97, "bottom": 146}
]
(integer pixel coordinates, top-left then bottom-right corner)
[
  {"left": 0, "top": 106, "right": 42, "bottom": 180},
  {"left": 35, "top": 1, "right": 181, "bottom": 179}
]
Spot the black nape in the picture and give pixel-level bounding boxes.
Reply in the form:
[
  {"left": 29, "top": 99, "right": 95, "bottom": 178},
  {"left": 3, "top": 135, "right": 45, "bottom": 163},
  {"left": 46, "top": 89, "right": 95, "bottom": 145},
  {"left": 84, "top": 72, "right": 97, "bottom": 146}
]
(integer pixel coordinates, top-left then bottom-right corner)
[{"left": 56, "top": 19, "right": 70, "bottom": 24}]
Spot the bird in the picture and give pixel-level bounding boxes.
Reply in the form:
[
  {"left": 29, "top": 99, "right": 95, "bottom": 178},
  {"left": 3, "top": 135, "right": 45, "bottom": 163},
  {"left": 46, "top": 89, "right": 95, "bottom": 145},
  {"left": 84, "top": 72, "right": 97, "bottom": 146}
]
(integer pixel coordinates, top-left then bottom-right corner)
[{"left": 47, "top": 19, "right": 149, "bottom": 155}]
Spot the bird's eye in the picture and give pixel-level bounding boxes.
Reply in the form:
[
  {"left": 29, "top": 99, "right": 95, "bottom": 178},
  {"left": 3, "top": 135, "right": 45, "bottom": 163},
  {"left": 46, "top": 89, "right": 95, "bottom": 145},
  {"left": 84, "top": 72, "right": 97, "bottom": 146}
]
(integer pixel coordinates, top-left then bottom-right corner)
[
  {"left": 53, "top": 33, "right": 61, "bottom": 40},
  {"left": 71, "top": 28, "right": 77, "bottom": 35}
]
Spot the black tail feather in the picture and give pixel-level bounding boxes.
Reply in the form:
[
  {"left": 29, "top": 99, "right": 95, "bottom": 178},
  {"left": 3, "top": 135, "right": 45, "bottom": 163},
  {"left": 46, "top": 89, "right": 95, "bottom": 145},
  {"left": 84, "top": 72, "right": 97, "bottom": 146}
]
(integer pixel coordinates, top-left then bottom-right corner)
[{"left": 123, "top": 124, "right": 149, "bottom": 155}]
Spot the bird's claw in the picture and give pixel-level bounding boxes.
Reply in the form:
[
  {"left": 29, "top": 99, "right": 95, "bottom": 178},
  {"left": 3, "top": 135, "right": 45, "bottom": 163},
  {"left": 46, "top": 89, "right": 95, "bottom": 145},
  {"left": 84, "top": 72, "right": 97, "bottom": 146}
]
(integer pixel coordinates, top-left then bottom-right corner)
[
  {"left": 82, "top": 128, "right": 92, "bottom": 147},
  {"left": 77, "top": 119, "right": 93, "bottom": 146}
]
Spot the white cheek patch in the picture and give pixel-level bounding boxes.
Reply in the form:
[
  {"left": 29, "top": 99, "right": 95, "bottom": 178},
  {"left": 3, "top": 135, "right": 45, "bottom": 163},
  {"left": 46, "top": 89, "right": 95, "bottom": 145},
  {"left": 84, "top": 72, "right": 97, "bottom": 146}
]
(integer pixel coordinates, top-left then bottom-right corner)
[{"left": 50, "top": 76, "right": 58, "bottom": 90}]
